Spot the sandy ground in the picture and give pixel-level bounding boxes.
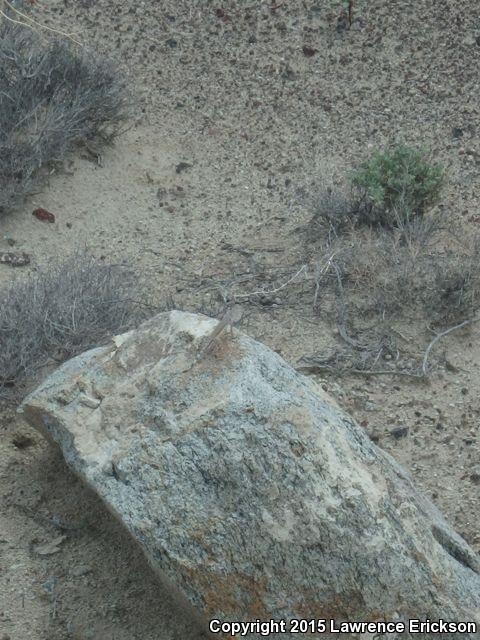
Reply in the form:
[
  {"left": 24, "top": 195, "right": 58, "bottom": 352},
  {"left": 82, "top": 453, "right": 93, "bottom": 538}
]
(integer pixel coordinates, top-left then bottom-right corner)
[{"left": 1, "top": 1, "right": 479, "bottom": 638}]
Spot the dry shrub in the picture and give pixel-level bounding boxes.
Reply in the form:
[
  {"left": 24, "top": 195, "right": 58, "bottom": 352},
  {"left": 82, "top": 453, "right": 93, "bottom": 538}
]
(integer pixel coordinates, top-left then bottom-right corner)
[
  {"left": 426, "top": 239, "right": 480, "bottom": 323},
  {"left": 0, "top": 20, "right": 130, "bottom": 213},
  {"left": 309, "top": 182, "right": 376, "bottom": 239},
  {"left": 307, "top": 213, "right": 480, "bottom": 376},
  {"left": 0, "top": 253, "right": 147, "bottom": 399},
  {"left": 326, "top": 226, "right": 480, "bottom": 322}
]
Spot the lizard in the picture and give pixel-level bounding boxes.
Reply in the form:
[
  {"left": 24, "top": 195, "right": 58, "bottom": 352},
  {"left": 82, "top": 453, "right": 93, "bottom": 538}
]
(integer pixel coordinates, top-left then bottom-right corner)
[{"left": 195, "top": 303, "right": 244, "bottom": 361}]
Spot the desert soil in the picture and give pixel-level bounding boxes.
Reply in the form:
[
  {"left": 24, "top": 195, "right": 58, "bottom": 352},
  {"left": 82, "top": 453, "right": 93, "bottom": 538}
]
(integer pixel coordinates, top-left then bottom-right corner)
[{"left": 1, "top": 1, "right": 479, "bottom": 638}]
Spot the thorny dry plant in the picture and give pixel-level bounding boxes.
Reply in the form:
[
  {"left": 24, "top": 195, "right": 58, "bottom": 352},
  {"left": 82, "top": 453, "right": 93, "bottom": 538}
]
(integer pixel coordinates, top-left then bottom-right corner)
[
  {"left": 0, "top": 16, "right": 129, "bottom": 213},
  {"left": 0, "top": 252, "right": 149, "bottom": 400},
  {"left": 192, "top": 219, "right": 480, "bottom": 380}
]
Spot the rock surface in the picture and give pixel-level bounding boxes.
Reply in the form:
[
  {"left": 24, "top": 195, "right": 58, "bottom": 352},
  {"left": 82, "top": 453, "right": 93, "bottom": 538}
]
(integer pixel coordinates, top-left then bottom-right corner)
[{"left": 20, "top": 311, "right": 480, "bottom": 639}]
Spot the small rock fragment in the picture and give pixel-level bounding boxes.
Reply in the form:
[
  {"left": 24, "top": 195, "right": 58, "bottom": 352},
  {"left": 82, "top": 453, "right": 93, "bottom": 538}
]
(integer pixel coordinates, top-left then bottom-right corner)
[
  {"left": 390, "top": 426, "right": 409, "bottom": 440},
  {"left": 71, "top": 564, "right": 92, "bottom": 577},
  {"left": 215, "top": 8, "right": 229, "bottom": 22},
  {"left": 34, "top": 535, "right": 66, "bottom": 556},
  {"left": 302, "top": 45, "right": 318, "bottom": 57},
  {"left": 0, "top": 252, "right": 30, "bottom": 267},
  {"left": 33, "top": 207, "right": 55, "bottom": 223},
  {"left": 11, "top": 433, "right": 36, "bottom": 449},
  {"left": 175, "top": 161, "right": 192, "bottom": 174},
  {"left": 79, "top": 394, "right": 101, "bottom": 409}
]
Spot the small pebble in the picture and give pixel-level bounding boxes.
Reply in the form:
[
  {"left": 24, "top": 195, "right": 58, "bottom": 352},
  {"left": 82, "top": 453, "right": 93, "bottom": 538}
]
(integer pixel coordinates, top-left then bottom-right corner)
[
  {"left": 391, "top": 426, "right": 409, "bottom": 440},
  {"left": 71, "top": 565, "right": 91, "bottom": 577}
]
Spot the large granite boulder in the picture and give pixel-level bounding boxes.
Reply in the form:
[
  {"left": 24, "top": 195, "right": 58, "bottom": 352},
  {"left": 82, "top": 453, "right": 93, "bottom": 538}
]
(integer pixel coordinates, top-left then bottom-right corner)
[{"left": 19, "top": 311, "right": 480, "bottom": 639}]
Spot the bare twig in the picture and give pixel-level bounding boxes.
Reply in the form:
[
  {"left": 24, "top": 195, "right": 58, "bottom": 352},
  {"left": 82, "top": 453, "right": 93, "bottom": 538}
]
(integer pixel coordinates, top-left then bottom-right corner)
[
  {"left": 331, "top": 261, "right": 368, "bottom": 350},
  {"left": 298, "top": 361, "right": 426, "bottom": 380},
  {"left": 300, "top": 315, "right": 480, "bottom": 380},
  {"left": 234, "top": 264, "right": 309, "bottom": 301},
  {"left": 348, "top": 0, "right": 355, "bottom": 26},
  {"left": 313, "top": 251, "right": 337, "bottom": 310},
  {"left": 1, "top": 0, "right": 82, "bottom": 44},
  {"left": 13, "top": 503, "right": 87, "bottom": 531},
  {"left": 422, "top": 317, "right": 479, "bottom": 376}
]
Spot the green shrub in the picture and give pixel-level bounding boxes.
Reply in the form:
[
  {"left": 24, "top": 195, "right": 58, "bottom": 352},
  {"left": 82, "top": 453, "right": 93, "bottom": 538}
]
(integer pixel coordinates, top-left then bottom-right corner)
[{"left": 350, "top": 145, "right": 444, "bottom": 227}]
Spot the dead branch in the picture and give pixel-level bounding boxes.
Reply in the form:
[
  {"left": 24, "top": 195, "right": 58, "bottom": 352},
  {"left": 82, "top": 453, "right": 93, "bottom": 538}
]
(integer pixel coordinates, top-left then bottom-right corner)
[
  {"left": 297, "top": 360, "right": 426, "bottom": 380},
  {"left": 234, "top": 264, "right": 309, "bottom": 301},
  {"left": 422, "top": 317, "right": 480, "bottom": 376},
  {"left": 1, "top": 0, "right": 82, "bottom": 44}
]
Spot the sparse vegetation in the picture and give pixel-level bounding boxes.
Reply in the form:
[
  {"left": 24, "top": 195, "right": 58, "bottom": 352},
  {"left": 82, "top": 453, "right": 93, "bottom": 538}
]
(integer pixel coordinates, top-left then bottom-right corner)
[
  {"left": 310, "top": 183, "right": 388, "bottom": 238},
  {"left": 0, "top": 253, "right": 148, "bottom": 399},
  {"left": 0, "top": 20, "right": 130, "bottom": 213},
  {"left": 303, "top": 145, "right": 479, "bottom": 377},
  {"left": 277, "top": 146, "right": 477, "bottom": 378},
  {"left": 311, "top": 146, "right": 444, "bottom": 239},
  {"left": 350, "top": 144, "right": 444, "bottom": 228},
  {"left": 296, "top": 223, "right": 480, "bottom": 378}
]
